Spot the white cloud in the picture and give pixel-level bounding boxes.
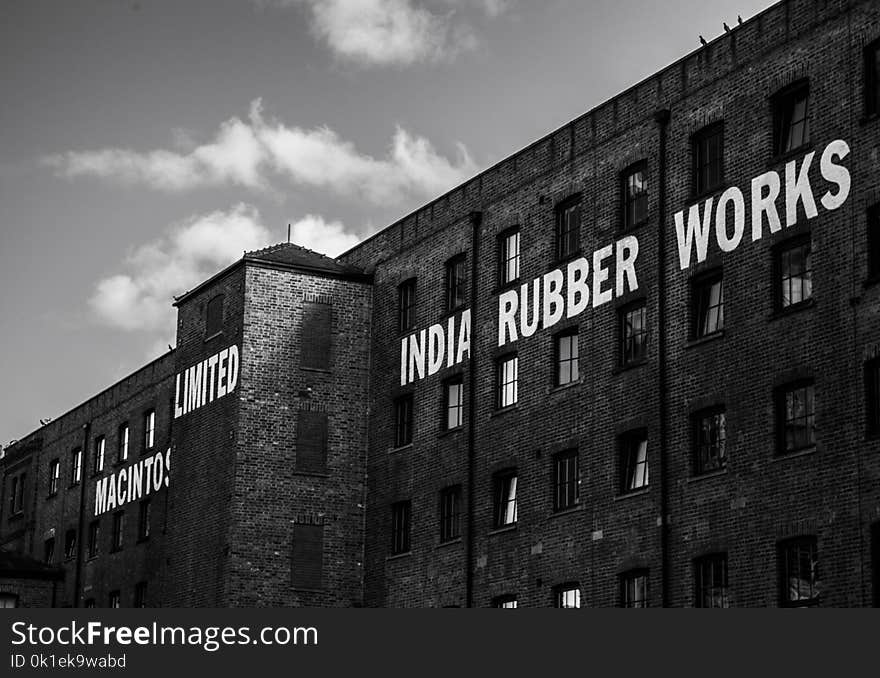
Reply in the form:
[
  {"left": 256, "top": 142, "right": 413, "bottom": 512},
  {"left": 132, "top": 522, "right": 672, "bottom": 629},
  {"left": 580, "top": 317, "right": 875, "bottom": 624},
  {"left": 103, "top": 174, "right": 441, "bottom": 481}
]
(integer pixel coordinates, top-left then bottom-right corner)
[
  {"left": 45, "top": 99, "right": 477, "bottom": 206},
  {"left": 289, "top": 214, "right": 361, "bottom": 257}
]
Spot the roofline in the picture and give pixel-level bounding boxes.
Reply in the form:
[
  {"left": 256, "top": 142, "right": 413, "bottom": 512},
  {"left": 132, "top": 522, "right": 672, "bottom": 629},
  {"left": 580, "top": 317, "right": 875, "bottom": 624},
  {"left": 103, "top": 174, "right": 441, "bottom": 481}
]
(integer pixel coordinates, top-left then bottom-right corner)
[{"left": 173, "top": 259, "right": 244, "bottom": 307}]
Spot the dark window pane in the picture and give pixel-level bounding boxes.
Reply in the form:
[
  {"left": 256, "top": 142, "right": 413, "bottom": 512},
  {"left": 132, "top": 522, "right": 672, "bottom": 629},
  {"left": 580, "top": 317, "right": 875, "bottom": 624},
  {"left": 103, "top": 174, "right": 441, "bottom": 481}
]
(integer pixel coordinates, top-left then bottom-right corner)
[
  {"left": 694, "top": 408, "right": 727, "bottom": 475},
  {"left": 297, "top": 410, "right": 328, "bottom": 473},
  {"left": 778, "top": 382, "right": 816, "bottom": 454},
  {"left": 868, "top": 206, "right": 880, "bottom": 280},
  {"left": 394, "top": 395, "right": 414, "bottom": 448},
  {"left": 493, "top": 470, "right": 518, "bottom": 528},
  {"left": 556, "top": 199, "right": 581, "bottom": 261},
  {"left": 553, "top": 451, "right": 579, "bottom": 512},
  {"left": 693, "top": 274, "right": 724, "bottom": 338},
  {"left": 693, "top": 125, "right": 724, "bottom": 195},
  {"left": 779, "top": 537, "right": 820, "bottom": 606},
  {"left": 439, "top": 486, "right": 461, "bottom": 543},
  {"left": 866, "top": 358, "right": 880, "bottom": 435},
  {"left": 621, "top": 571, "right": 649, "bottom": 608},
  {"left": 774, "top": 83, "right": 811, "bottom": 155},
  {"left": 620, "top": 431, "right": 649, "bottom": 493},
  {"left": 301, "top": 302, "right": 332, "bottom": 370},
  {"left": 620, "top": 303, "right": 647, "bottom": 366},
  {"left": 778, "top": 240, "right": 812, "bottom": 308},
  {"left": 445, "top": 256, "right": 467, "bottom": 312},
  {"left": 206, "top": 294, "right": 224, "bottom": 337},
  {"left": 398, "top": 279, "right": 417, "bottom": 332},
  {"left": 391, "top": 501, "right": 411, "bottom": 555},
  {"left": 291, "top": 523, "right": 324, "bottom": 590},
  {"left": 695, "top": 554, "right": 729, "bottom": 608},
  {"left": 624, "top": 164, "right": 649, "bottom": 228}
]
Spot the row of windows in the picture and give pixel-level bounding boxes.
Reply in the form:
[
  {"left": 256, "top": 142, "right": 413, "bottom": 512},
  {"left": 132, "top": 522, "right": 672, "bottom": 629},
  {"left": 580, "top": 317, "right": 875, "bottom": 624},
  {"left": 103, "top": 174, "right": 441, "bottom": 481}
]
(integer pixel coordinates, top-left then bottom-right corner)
[
  {"left": 43, "top": 501, "right": 151, "bottom": 564},
  {"left": 83, "top": 582, "right": 148, "bottom": 609}
]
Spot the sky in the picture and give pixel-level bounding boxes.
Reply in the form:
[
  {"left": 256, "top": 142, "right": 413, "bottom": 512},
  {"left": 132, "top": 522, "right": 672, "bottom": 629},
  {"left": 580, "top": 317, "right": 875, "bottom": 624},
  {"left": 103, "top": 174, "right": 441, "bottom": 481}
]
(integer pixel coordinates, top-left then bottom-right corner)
[{"left": 0, "top": 0, "right": 775, "bottom": 442}]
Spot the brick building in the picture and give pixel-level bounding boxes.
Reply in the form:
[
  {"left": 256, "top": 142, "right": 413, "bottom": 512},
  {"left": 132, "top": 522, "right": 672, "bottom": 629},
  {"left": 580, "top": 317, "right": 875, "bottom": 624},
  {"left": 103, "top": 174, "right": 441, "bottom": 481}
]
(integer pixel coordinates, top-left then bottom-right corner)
[{"left": 3, "top": 0, "right": 880, "bottom": 607}]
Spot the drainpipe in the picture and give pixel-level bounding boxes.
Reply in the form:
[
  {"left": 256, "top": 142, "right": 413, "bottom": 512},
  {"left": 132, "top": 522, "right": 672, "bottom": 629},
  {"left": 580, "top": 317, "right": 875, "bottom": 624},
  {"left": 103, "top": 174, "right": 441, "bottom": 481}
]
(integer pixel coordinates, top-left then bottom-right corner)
[
  {"left": 73, "top": 421, "right": 90, "bottom": 607},
  {"left": 466, "top": 210, "right": 482, "bottom": 608},
  {"left": 653, "top": 108, "right": 672, "bottom": 607}
]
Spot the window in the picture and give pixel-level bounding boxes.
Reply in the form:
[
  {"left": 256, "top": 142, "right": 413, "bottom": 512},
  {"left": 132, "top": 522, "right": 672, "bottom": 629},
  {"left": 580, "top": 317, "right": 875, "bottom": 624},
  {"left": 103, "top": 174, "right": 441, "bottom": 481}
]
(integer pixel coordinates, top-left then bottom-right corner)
[
  {"left": 134, "top": 582, "right": 147, "bottom": 608},
  {"left": 70, "top": 448, "right": 82, "bottom": 486},
  {"left": 439, "top": 486, "right": 461, "bottom": 543},
  {"left": 692, "top": 123, "right": 724, "bottom": 196},
  {"left": 777, "top": 381, "right": 816, "bottom": 455},
  {"left": 552, "top": 450, "right": 579, "bottom": 512},
  {"left": 492, "top": 469, "right": 518, "bottom": 529},
  {"left": 693, "top": 407, "right": 727, "bottom": 475},
  {"left": 498, "top": 229, "right": 521, "bottom": 286},
  {"left": 773, "top": 81, "right": 810, "bottom": 156},
  {"left": 93, "top": 436, "right": 105, "bottom": 475},
  {"left": 623, "top": 162, "right": 648, "bottom": 229},
  {"left": 0, "top": 594, "right": 18, "bottom": 608},
  {"left": 496, "top": 355, "right": 519, "bottom": 409},
  {"left": 118, "top": 423, "right": 129, "bottom": 463},
  {"left": 868, "top": 358, "right": 880, "bottom": 436},
  {"left": 492, "top": 595, "right": 517, "bottom": 609},
  {"left": 108, "top": 591, "right": 121, "bottom": 609},
  {"left": 779, "top": 537, "right": 820, "bottom": 607},
  {"left": 291, "top": 523, "right": 324, "bottom": 590},
  {"left": 619, "top": 302, "right": 647, "bottom": 366},
  {"left": 398, "top": 278, "right": 417, "bottom": 333},
  {"left": 84, "top": 599, "right": 96, "bottom": 609},
  {"left": 620, "top": 430, "right": 649, "bottom": 493},
  {"left": 48, "top": 459, "right": 60, "bottom": 495},
  {"left": 692, "top": 271, "right": 724, "bottom": 338},
  {"left": 443, "top": 377, "right": 464, "bottom": 431},
  {"left": 554, "top": 329, "right": 579, "bottom": 386},
  {"left": 8, "top": 474, "right": 25, "bottom": 515},
  {"left": 391, "top": 501, "right": 411, "bottom": 555},
  {"left": 555, "top": 197, "right": 581, "bottom": 261},
  {"left": 393, "top": 394, "right": 414, "bottom": 448},
  {"left": 445, "top": 255, "right": 467, "bottom": 312},
  {"left": 138, "top": 499, "right": 151, "bottom": 541},
  {"left": 64, "top": 528, "right": 77, "bottom": 561},
  {"left": 866, "top": 39, "right": 880, "bottom": 117},
  {"left": 44, "top": 537, "right": 55, "bottom": 564},
  {"left": 87, "top": 520, "right": 100, "bottom": 559},
  {"left": 868, "top": 205, "right": 880, "bottom": 280},
  {"left": 621, "top": 570, "right": 649, "bottom": 608},
  {"left": 112, "top": 511, "right": 125, "bottom": 551},
  {"left": 694, "top": 554, "right": 729, "bottom": 608},
  {"left": 301, "top": 301, "right": 332, "bottom": 371},
  {"left": 205, "top": 294, "right": 224, "bottom": 337},
  {"left": 554, "top": 584, "right": 581, "bottom": 609},
  {"left": 143, "top": 410, "right": 155, "bottom": 450},
  {"left": 296, "top": 409, "right": 328, "bottom": 474},
  {"left": 776, "top": 237, "right": 812, "bottom": 309}
]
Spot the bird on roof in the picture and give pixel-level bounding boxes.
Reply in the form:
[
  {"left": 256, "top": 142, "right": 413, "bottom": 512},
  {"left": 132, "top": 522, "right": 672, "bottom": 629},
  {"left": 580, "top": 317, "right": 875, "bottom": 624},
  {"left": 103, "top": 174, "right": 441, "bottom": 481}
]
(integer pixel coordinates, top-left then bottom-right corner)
[
  {"left": 738, "top": 15, "right": 744, "bottom": 25},
  {"left": 700, "top": 35, "right": 708, "bottom": 46},
  {"left": 724, "top": 22, "right": 731, "bottom": 32}
]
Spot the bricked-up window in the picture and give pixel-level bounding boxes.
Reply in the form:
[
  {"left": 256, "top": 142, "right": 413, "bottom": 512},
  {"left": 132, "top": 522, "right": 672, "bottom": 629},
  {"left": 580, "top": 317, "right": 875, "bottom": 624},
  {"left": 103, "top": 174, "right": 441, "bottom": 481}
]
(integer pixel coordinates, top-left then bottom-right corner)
[
  {"left": 694, "top": 553, "right": 729, "bottom": 608},
  {"left": 393, "top": 394, "right": 414, "bottom": 448},
  {"left": 492, "top": 469, "right": 518, "bottom": 529},
  {"left": 555, "top": 196, "right": 581, "bottom": 262},
  {"left": 498, "top": 228, "right": 521, "bottom": 286},
  {"left": 48, "top": 459, "right": 60, "bottom": 495},
  {"left": 44, "top": 538, "right": 55, "bottom": 564},
  {"left": 619, "top": 302, "right": 647, "bottom": 366},
  {"left": 111, "top": 511, "right": 125, "bottom": 551},
  {"left": 439, "top": 485, "right": 461, "bottom": 543},
  {"left": 138, "top": 499, "right": 151, "bottom": 541},
  {"left": 553, "top": 450, "right": 579, "bottom": 512},
  {"left": 301, "top": 302, "right": 332, "bottom": 371},
  {"left": 291, "top": 523, "right": 324, "bottom": 590},
  {"left": 63, "top": 528, "right": 77, "bottom": 561},
  {"left": 692, "top": 271, "right": 724, "bottom": 338},
  {"left": 93, "top": 436, "right": 105, "bottom": 475},
  {"left": 620, "top": 430, "right": 649, "bottom": 494},
  {"left": 445, "top": 255, "right": 467, "bottom": 313},
  {"left": 443, "top": 377, "right": 464, "bottom": 431},
  {"left": 390, "top": 501, "right": 411, "bottom": 555},
  {"left": 773, "top": 80, "right": 810, "bottom": 156},
  {"left": 692, "top": 123, "right": 724, "bottom": 196},
  {"left": 779, "top": 537, "right": 820, "bottom": 607},
  {"left": 872, "top": 523, "right": 880, "bottom": 608},
  {"left": 554, "top": 584, "right": 581, "bottom": 608},
  {"left": 87, "top": 520, "right": 100, "bottom": 559},
  {"left": 205, "top": 294, "right": 224, "bottom": 338},
  {"left": 622, "top": 162, "right": 648, "bottom": 229},
  {"left": 398, "top": 278, "right": 417, "bottom": 333},
  {"left": 693, "top": 407, "right": 727, "bottom": 475},
  {"left": 492, "top": 595, "right": 517, "bottom": 609},
  {"left": 134, "top": 582, "right": 147, "bottom": 608},
  {"left": 867, "top": 358, "right": 880, "bottom": 436},
  {"left": 108, "top": 591, "right": 121, "bottom": 609},
  {"left": 555, "top": 329, "right": 579, "bottom": 386},
  {"left": 70, "top": 448, "right": 82, "bottom": 486},
  {"left": 296, "top": 409, "right": 328, "bottom": 474},
  {"left": 118, "top": 423, "right": 129, "bottom": 463},
  {"left": 866, "top": 39, "right": 880, "bottom": 117},
  {"left": 620, "top": 570, "right": 649, "bottom": 608},
  {"left": 496, "top": 354, "right": 518, "bottom": 409},
  {"left": 777, "top": 381, "right": 816, "bottom": 455},
  {"left": 868, "top": 205, "right": 880, "bottom": 280},
  {"left": 9, "top": 473, "right": 25, "bottom": 515},
  {"left": 143, "top": 410, "right": 155, "bottom": 451},
  {"left": 776, "top": 237, "right": 812, "bottom": 310}
]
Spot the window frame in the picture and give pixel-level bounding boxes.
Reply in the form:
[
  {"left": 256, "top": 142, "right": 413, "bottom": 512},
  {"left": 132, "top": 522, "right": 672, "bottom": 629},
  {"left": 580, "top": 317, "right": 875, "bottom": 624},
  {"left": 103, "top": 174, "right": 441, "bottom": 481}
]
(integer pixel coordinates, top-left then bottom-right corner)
[
  {"left": 497, "top": 227, "right": 521, "bottom": 287},
  {"left": 117, "top": 423, "right": 129, "bottom": 464},
  {"left": 48, "top": 459, "right": 60, "bottom": 496},
  {"left": 134, "top": 582, "right": 147, "bottom": 608},
  {"left": 553, "top": 583, "right": 581, "bottom": 609},
  {"left": 554, "top": 195, "right": 582, "bottom": 262},
  {"left": 619, "top": 429, "right": 649, "bottom": 494},
  {"left": 63, "top": 528, "right": 77, "bottom": 561},
  {"left": 554, "top": 328, "right": 580, "bottom": 387},
  {"left": 9, "top": 473, "right": 25, "bottom": 515},
  {"left": 390, "top": 500, "right": 412, "bottom": 556},
  {"left": 778, "top": 536, "right": 820, "bottom": 607},
  {"left": 443, "top": 376, "right": 464, "bottom": 431},
  {"left": 774, "top": 235, "right": 813, "bottom": 312},
  {"left": 619, "top": 301, "right": 648, "bottom": 367},
  {"left": 495, "top": 354, "right": 519, "bottom": 410},
  {"left": 692, "top": 406, "right": 727, "bottom": 476},
  {"left": 138, "top": 498, "right": 151, "bottom": 542},
  {"left": 111, "top": 511, "right": 125, "bottom": 552},
  {"left": 694, "top": 553, "right": 729, "bottom": 608},
  {"left": 439, "top": 485, "right": 461, "bottom": 544},
  {"left": 620, "top": 569, "right": 650, "bottom": 608},
  {"left": 398, "top": 278, "right": 417, "bottom": 334},
  {"left": 393, "top": 394, "right": 414, "bottom": 449},
  {"left": 143, "top": 409, "right": 156, "bottom": 452},
  {"left": 93, "top": 436, "right": 105, "bottom": 476},
  {"left": 205, "top": 293, "right": 225, "bottom": 338},
  {"left": 108, "top": 590, "right": 121, "bottom": 609},
  {"left": 776, "top": 380, "right": 816, "bottom": 456},
  {"left": 492, "top": 468, "right": 518, "bottom": 530},
  {"left": 691, "top": 269, "right": 725, "bottom": 339},
  {"left": 87, "top": 520, "right": 100, "bottom": 559},
  {"left": 552, "top": 449, "right": 579, "bottom": 513},
  {"left": 44, "top": 537, "right": 55, "bottom": 564},
  {"left": 621, "top": 161, "right": 649, "bottom": 231},
  {"left": 69, "top": 448, "right": 82, "bottom": 487},
  {"left": 444, "top": 254, "right": 468, "bottom": 314},
  {"left": 691, "top": 123, "right": 725, "bottom": 197},
  {"left": 772, "top": 80, "right": 811, "bottom": 157}
]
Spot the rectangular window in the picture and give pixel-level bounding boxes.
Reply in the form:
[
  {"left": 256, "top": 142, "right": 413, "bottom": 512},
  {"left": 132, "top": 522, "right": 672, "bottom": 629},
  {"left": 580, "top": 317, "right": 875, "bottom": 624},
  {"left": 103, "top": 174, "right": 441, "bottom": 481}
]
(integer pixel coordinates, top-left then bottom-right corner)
[
  {"left": 393, "top": 394, "right": 414, "bottom": 448},
  {"left": 391, "top": 501, "right": 412, "bottom": 555},
  {"left": 496, "top": 355, "right": 518, "bottom": 409},
  {"left": 866, "top": 39, "right": 880, "bottom": 117},
  {"left": 554, "top": 584, "right": 581, "bottom": 609},
  {"left": 868, "top": 205, "right": 880, "bottom": 280},
  {"left": 70, "top": 448, "right": 82, "bottom": 486},
  {"left": 138, "top": 499, "right": 151, "bottom": 541},
  {"left": 84, "top": 599, "right": 95, "bottom": 609},
  {"left": 93, "top": 436, "right": 105, "bottom": 475},
  {"left": 868, "top": 358, "right": 880, "bottom": 436},
  {"left": 553, "top": 450, "right": 579, "bottom": 512},
  {"left": 777, "top": 381, "right": 816, "bottom": 455},
  {"left": 87, "top": 520, "right": 100, "bottom": 559},
  {"left": 445, "top": 255, "right": 467, "bottom": 312},
  {"left": 296, "top": 409, "right": 328, "bottom": 474},
  {"left": 555, "top": 329, "right": 579, "bottom": 386},
  {"left": 301, "top": 301, "right": 332, "bottom": 371},
  {"left": 620, "top": 302, "right": 647, "bottom": 366},
  {"left": 134, "top": 582, "right": 147, "bottom": 608},
  {"left": 498, "top": 229, "right": 521, "bottom": 286},
  {"left": 694, "top": 553, "right": 729, "bottom": 608},
  {"left": 773, "top": 81, "right": 810, "bottom": 156},
  {"left": 143, "top": 410, "right": 155, "bottom": 450},
  {"left": 620, "top": 430, "right": 649, "bottom": 493},
  {"left": 621, "top": 570, "right": 649, "bottom": 608},
  {"left": 776, "top": 237, "right": 812, "bottom": 309},
  {"left": 555, "top": 197, "right": 581, "bottom": 261},
  {"left": 692, "top": 123, "right": 724, "bottom": 196},
  {"left": 44, "top": 538, "right": 55, "bottom": 564},
  {"left": 64, "top": 528, "right": 77, "bottom": 561},
  {"left": 492, "top": 469, "right": 518, "bottom": 529},
  {"left": 108, "top": 591, "right": 121, "bottom": 609},
  {"left": 118, "top": 423, "right": 129, "bottom": 463},
  {"left": 492, "top": 595, "right": 518, "bottom": 609},
  {"left": 205, "top": 294, "right": 224, "bottom": 337},
  {"left": 623, "top": 162, "right": 648, "bottom": 229},
  {"left": 398, "top": 278, "right": 417, "bottom": 333},
  {"left": 291, "top": 523, "right": 324, "bottom": 590},
  {"left": 112, "top": 511, "right": 125, "bottom": 551},
  {"left": 692, "top": 271, "right": 724, "bottom": 338},
  {"left": 48, "top": 459, "right": 59, "bottom": 496},
  {"left": 693, "top": 407, "right": 727, "bottom": 475},
  {"left": 779, "top": 537, "right": 820, "bottom": 607},
  {"left": 439, "top": 485, "right": 461, "bottom": 543},
  {"left": 9, "top": 474, "right": 25, "bottom": 514},
  {"left": 443, "top": 377, "right": 464, "bottom": 431}
]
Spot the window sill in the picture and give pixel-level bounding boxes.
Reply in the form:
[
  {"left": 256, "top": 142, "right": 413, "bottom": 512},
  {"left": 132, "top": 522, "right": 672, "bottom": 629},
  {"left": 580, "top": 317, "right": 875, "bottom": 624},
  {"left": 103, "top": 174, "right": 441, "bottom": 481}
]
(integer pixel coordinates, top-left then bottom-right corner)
[
  {"left": 68, "top": 483, "right": 80, "bottom": 490},
  {"left": 203, "top": 331, "right": 224, "bottom": 343},
  {"left": 436, "top": 538, "right": 462, "bottom": 550},
  {"left": 618, "top": 219, "right": 650, "bottom": 236},
  {"left": 770, "top": 298, "right": 814, "bottom": 321},
  {"left": 136, "top": 537, "right": 150, "bottom": 545},
  {"left": 437, "top": 426, "right": 464, "bottom": 439},
  {"left": 549, "top": 505, "right": 582, "bottom": 519},
  {"left": 488, "top": 525, "right": 517, "bottom": 536},
  {"left": 686, "top": 331, "right": 725, "bottom": 350},
  {"left": 46, "top": 492, "right": 57, "bottom": 501},
  {"left": 490, "top": 405, "right": 519, "bottom": 419},
  {"left": 301, "top": 367, "right": 332, "bottom": 375},
  {"left": 772, "top": 446, "right": 816, "bottom": 462},
  {"left": 688, "top": 183, "right": 730, "bottom": 206},
  {"left": 613, "top": 359, "right": 648, "bottom": 376},
  {"left": 767, "top": 143, "right": 815, "bottom": 168},
  {"left": 551, "top": 252, "right": 583, "bottom": 270},
  {"left": 439, "top": 306, "right": 468, "bottom": 323},
  {"left": 386, "top": 552, "right": 413, "bottom": 562},
  {"left": 551, "top": 380, "right": 581, "bottom": 394},
  {"left": 389, "top": 444, "right": 413, "bottom": 455},
  {"left": 493, "top": 280, "right": 521, "bottom": 297},
  {"left": 113, "top": 460, "right": 128, "bottom": 468},
  {"left": 687, "top": 468, "right": 728, "bottom": 484},
  {"left": 615, "top": 487, "right": 650, "bottom": 501}
]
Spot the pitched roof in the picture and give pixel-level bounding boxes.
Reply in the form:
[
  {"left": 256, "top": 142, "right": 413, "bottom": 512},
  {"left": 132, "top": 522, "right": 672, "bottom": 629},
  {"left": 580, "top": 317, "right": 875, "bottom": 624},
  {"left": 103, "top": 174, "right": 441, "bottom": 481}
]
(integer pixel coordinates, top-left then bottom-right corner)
[{"left": 243, "top": 242, "right": 366, "bottom": 277}]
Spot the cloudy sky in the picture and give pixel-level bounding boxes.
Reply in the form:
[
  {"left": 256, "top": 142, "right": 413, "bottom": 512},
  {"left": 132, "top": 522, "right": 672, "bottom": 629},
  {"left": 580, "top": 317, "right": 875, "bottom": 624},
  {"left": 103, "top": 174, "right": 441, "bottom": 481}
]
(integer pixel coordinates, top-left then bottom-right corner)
[{"left": 0, "top": 0, "right": 773, "bottom": 441}]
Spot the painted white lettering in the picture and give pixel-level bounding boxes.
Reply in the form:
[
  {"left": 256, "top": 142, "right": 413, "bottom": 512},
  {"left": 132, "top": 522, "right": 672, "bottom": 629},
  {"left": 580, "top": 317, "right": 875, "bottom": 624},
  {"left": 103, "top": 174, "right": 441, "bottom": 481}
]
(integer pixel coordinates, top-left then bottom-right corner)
[
  {"left": 592, "top": 244, "right": 613, "bottom": 308},
  {"left": 785, "top": 152, "right": 818, "bottom": 228},
  {"left": 400, "top": 338, "right": 408, "bottom": 386},
  {"left": 566, "top": 257, "right": 590, "bottom": 318},
  {"left": 616, "top": 236, "right": 639, "bottom": 297},
  {"left": 674, "top": 198, "right": 713, "bottom": 270},
  {"left": 227, "top": 345, "right": 239, "bottom": 392},
  {"left": 498, "top": 290, "right": 519, "bottom": 347},
  {"left": 174, "top": 374, "right": 183, "bottom": 419},
  {"left": 456, "top": 310, "right": 471, "bottom": 364},
  {"left": 820, "top": 139, "right": 851, "bottom": 211},
  {"left": 519, "top": 279, "right": 541, "bottom": 338},
  {"left": 216, "top": 348, "right": 229, "bottom": 398},
  {"left": 542, "top": 269, "right": 565, "bottom": 331},
  {"left": 207, "top": 354, "right": 219, "bottom": 402},
  {"left": 716, "top": 186, "right": 746, "bottom": 253},
  {"left": 751, "top": 171, "right": 782, "bottom": 241},
  {"left": 408, "top": 330, "right": 427, "bottom": 383},
  {"left": 427, "top": 324, "right": 445, "bottom": 376}
]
